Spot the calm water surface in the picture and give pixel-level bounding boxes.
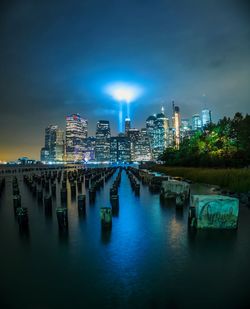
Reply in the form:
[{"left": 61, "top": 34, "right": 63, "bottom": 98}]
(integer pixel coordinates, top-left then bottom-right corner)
[{"left": 0, "top": 170, "right": 250, "bottom": 309}]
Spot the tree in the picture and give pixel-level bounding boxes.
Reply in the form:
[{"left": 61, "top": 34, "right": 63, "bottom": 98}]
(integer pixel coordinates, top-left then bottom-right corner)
[{"left": 161, "top": 113, "right": 250, "bottom": 167}]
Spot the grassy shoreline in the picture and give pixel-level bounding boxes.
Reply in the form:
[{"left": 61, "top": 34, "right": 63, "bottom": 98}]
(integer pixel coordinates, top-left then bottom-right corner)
[{"left": 151, "top": 165, "right": 250, "bottom": 193}]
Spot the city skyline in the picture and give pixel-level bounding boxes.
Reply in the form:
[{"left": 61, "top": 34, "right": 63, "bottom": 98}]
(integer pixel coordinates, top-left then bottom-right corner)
[
  {"left": 2, "top": 104, "right": 214, "bottom": 162},
  {"left": 0, "top": 2, "right": 250, "bottom": 308},
  {"left": 1, "top": 0, "right": 249, "bottom": 160},
  {"left": 10, "top": 105, "right": 214, "bottom": 163},
  {"left": 1, "top": 100, "right": 248, "bottom": 162}
]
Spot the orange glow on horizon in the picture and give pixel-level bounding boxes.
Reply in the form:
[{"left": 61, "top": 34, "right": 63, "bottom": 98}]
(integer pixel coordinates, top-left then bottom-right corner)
[{"left": 0, "top": 146, "right": 40, "bottom": 162}]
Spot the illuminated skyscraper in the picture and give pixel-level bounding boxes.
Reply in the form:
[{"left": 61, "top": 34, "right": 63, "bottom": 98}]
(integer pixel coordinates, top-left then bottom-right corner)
[
  {"left": 146, "top": 115, "right": 156, "bottom": 151},
  {"left": 125, "top": 117, "right": 131, "bottom": 135},
  {"left": 66, "top": 114, "right": 88, "bottom": 161},
  {"left": 133, "top": 129, "right": 152, "bottom": 161},
  {"left": 153, "top": 108, "right": 169, "bottom": 159},
  {"left": 110, "top": 137, "right": 119, "bottom": 162},
  {"left": 127, "top": 128, "right": 140, "bottom": 161},
  {"left": 82, "top": 137, "right": 96, "bottom": 162},
  {"left": 201, "top": 109, "right": 212, "bottom": 128},
  {"left": 180, "top": 118, "right": 191, "bottom": 140},
  {"left": 55, "top": 128, "right": 64, "bottom": 161},
  {"left": 110, "top": 135, "right": 131, "bottom": 162},
  {"left": 172, "top": 103, "right": 181, "bottom": 149},
  {"left": 95, "top": 120, "right": 111, "bottom": 162},
  {"left": 117, "top": 136, "right": 131, "bottom": 162},
  {"left": 192, "top": 114, "right": 202, "bottom": 131},
  {"left": 145, "top": 108, "right": 171, "bottom": 160},
  {"left": 40, "top": 125, "right": 64, "bottom": 162},
  {"left": 40, "top": 148, "right": 50, "bottom": 162}
]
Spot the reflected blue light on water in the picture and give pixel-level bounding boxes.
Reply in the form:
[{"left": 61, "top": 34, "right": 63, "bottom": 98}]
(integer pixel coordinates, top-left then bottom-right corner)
[{"left": 0, "top": 169, "right": 250, "bottom": 308}]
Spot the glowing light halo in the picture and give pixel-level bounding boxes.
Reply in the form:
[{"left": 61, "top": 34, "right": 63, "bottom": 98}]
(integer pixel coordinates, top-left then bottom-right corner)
[
  {"left": 105, "top": 82, "right": 143, "bottom": 104},
  {"left": 104, "top": 82, "right": 143, "bottom": 132}
]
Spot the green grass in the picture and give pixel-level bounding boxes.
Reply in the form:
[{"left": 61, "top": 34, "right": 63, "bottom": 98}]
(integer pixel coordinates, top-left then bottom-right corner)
[{"left": 151, "top": 165, "right": 250, "bottom": 193}]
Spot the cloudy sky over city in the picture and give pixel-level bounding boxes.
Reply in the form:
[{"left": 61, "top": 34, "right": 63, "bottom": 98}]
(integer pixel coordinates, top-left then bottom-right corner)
[{"left": 0, "top": 0, "right": 249, "bottom": 160}]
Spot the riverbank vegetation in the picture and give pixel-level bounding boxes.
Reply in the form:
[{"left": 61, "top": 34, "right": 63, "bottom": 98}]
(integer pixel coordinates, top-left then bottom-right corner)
[
  {"left": 152, "top": 166, "right": 250, "bottom": 193},
  {"left": 160, "top": 113, "right": 250, "bottom": 168}
]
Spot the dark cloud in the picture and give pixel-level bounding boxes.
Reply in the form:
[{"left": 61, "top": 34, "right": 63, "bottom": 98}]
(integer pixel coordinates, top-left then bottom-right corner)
[{"left": 0, "top": 0, "right": 249, "bottom": 160}]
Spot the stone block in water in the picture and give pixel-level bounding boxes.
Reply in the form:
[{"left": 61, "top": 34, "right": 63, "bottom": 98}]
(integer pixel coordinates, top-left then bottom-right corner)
[
  {"left": 189, "top": 195, "right": 239, "bottom": 229},
  {"left": 161, "top": 180, "right": 190, "bottom": 204}
]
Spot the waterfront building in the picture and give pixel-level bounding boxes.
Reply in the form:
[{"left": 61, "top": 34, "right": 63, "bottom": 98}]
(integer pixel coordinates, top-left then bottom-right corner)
[
  {"left": 180, "top": 118, "right": 192, "bottom": 140},
  {"left": 82, "top": 136, "right": 96, "bottom": 162},
  {"left": 117, "top": 136, "right": 131, "bottom": 162},
  {"left": 55, "top": 128, "right": 64, "bottom": 161},
  {"left": 146, "top": 115, "right": 156, "bottom": 151},
  {"left": 133, "top": 129, "right": 152, "bottom": 161},
  {"left": 127, "top": 128, "right": 140, "bottom": 141},
  {"left": 192, "top": 114, "right": 202, "bottom": 131},
  {"left": 172, "top": 103, "right": 181, "bottom": 149},
  {"left": 66, "top": 114, "right": 87, "bottom": 161},
  {"left": 127, "top": 128, "right": 140, "bottom": 161},
  {"left": 146, "top": 107, "right": 171, "bottom": 160},
  {"left": 40, "top": 125, "right": 64, "bottom": 162},
  {"left": 201, "top": 109, "right": 212, "bottom": 128},
  {"left": 17, "top": 157, "right": 37, "bottom": 165},
  {"left": 110, "top": 136, "right": 131, "bottom": 162},
  {"left": 40, "top": 147, "right": 50, "bottom": 162},
  {"left": 125, "top": 117, "right": 131, "bottom": 136},
  {"left": 153, "top": 108, "right": 169, "bottom": 159},
  {"left": 110, "top": 137, "right": 119, "bottom": 162},
  {"left": 95, "top": 120, "right": 111, "bottom": 162}
]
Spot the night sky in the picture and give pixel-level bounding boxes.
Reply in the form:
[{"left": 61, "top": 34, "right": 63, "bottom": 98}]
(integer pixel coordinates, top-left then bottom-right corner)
[{"left": 0, "top": 0, "right": 249, "bottom": 160}]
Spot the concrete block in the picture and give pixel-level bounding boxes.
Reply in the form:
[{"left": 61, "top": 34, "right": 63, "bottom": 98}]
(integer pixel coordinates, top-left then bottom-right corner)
[{"left": 190, "top": 195, "right": 239, "bottom": 229}]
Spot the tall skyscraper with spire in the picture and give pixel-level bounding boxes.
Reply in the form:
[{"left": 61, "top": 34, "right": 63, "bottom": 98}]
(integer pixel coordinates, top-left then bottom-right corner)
[
  {"left": 146, "top": 115, "right": 157, "bottom": 153},
  {"left": 146, "top": 107, "right": 169, "bottom": 159},
  {"left": 172, "top": 101, "right": 181, "bottom": 149},
  {"left": 125, "top": 117, "right": 131, "bottom": 135}
]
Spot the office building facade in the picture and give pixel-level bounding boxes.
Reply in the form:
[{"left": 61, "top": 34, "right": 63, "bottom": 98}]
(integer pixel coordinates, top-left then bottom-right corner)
[
  {"left": 95, "top": 120, "right": 111, "bottom": 162},
  {"left": 192, "top": 114, "right": 202, "bottom": 131},
  {"left": 66, "top": 114, "right": 88, "bottom": 161},
  {"left": 40, "top": 125, "right": 64, "bottom": 162},
  {"left": 201, "top": 109, "right": 212, "bottom": 128}
]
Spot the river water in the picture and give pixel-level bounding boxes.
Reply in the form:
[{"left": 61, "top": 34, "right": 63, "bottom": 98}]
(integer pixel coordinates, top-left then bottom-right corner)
[{"left": 0, "top": 169, "right": 250, "bottom": 309}]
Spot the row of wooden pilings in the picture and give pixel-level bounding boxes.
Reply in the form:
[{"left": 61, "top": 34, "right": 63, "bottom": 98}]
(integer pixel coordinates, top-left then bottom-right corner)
[
  {"left": 0, "top": 177, "right": 5, "bottom": 198},
  {"left": 88, "top": 168, "right": 117, "bottom": 203},
  {"left": 12, "top": 167, "right": 120, "bottom": 232},
  {"left": 109, "top": 168, "right": 122, "bottom": 213},
  {"left": 12, "top": 177, "right": 29, "bottom": 230},
  {"left": 126, "top": 167, "right": 140, "bottom": 195},
  {"left": 101, "top": 167, "right": 123, "bottom": 230}
]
